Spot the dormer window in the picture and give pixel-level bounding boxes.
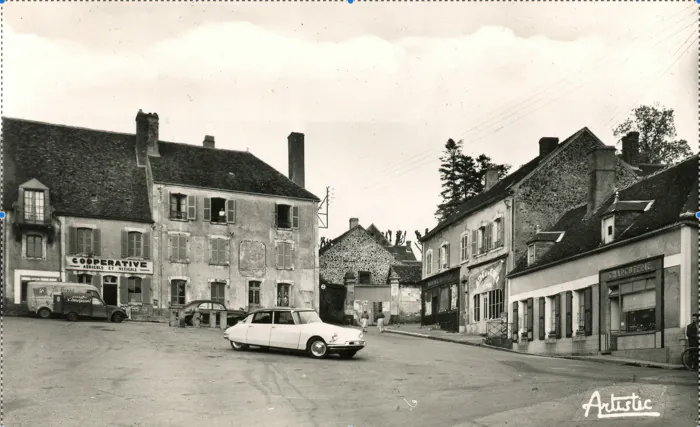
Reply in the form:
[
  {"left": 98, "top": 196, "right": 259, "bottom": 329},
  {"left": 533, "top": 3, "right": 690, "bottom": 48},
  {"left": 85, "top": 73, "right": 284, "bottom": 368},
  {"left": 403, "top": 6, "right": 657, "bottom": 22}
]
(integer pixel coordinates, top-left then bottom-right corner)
[
  {"left": 527, "top": 244, "right": 536, "bottom": 266},
  {"left": 601, "top": 215, "right": 615, "bottom": 244},
  {"left": 24, "top": 189, "right": 45, "bottom": 223}
]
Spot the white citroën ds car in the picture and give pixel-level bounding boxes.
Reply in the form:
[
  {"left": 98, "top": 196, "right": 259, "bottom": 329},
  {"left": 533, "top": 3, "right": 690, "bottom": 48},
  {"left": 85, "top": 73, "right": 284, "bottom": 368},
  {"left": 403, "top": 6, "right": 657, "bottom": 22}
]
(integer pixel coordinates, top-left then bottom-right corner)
[{"left": 224, "top": 307, "right": 366, "bottom": 359}]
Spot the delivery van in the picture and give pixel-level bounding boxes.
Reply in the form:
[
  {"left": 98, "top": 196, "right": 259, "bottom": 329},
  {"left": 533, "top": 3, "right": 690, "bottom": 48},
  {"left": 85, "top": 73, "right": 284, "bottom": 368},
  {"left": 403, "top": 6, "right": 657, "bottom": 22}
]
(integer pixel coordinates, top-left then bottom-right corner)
[
  {"left": 26, "top": 281, "right": 101, "bottom": 319},
  {"left": 54, "top": 292, "right": 128, "bottom": 323}
]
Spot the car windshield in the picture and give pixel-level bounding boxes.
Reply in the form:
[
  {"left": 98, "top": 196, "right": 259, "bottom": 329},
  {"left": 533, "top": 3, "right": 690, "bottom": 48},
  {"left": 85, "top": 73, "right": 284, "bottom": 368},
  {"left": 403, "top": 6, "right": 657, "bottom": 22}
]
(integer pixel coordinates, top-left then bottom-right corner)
[{"left": 296, "top": 311, "right": 322, "bottom": 324}]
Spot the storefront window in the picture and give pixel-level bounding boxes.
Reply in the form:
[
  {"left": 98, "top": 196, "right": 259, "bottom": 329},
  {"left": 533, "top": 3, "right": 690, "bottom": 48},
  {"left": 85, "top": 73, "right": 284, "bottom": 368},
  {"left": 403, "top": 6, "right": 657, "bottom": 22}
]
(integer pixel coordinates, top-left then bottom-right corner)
[
  {"left": 424, "top": 293, "right": 432, "bottom": 316},
  {"left": 625, "top": 308, "right": 655, "bottom": 332},
  {"left": 439, "top": 286, "right": 449, "bottom": 312},
  {"left": 450, "top": 284, "right": 458, "bottom": 310}
]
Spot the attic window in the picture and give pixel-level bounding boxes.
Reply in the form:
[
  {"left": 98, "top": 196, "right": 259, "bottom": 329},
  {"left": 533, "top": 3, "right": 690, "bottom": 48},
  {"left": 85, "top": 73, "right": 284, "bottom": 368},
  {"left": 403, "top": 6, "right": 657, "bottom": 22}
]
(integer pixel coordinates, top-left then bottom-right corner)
[
  {"left": 527, "top": 244, "right": 536, "bottom": 266},
  {"left": 601, "top": 215, "right": 615, "bottom": 244},
  {"left": 275, "top": 204, "right": 299, "bottom": 229},
  {"left": 358, "top": 271, "right": 371, "bottom": 285},
  {"left": 170, "top": 194, "right": 187, "bottom": 220},
  {"left": 211, "top": 198, "right": 226, "bottom": 224}
]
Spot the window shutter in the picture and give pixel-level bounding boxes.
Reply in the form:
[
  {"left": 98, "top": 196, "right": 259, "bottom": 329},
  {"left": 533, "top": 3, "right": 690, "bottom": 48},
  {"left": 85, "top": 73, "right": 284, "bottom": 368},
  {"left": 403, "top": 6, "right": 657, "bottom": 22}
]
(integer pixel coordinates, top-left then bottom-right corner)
[
  {"left": 142, "top": 277, "right": 152, "bottom": 306},
  {"left": 68, "top": 227, "right": 78, "bottom": 255},
  {"left": 44, "top": 189, "right": 51, "bottom": 222},
  {"left": 224, "top": 239, "right": 231, "bottom": 265},
  {"left": 565, "top": 291, "right": 573, "bottom": 338},
  {"left": 498, "top": 219, "right": 504, "bottom": 247},
  {"left": 292, "top": 206, "right": 299, "bottom": 229},
  {"left": 538, "top": 297, "right": 545, "bottom": 340},
  {"left": 512, "top": 302, "right": 519, "bottom": 339},
  {"left": 187, "top": 195, "right": 196, "bottom": 220},
  {"left": 120, "top": 230, "right": 128, "bottom": 258},
  {"left": 184, "top": 236, "right": 190, "bottom": 263},
  {"left": 555, "top": 294, "right": 562, "bottom": 338},
  {"left": 584, "top": 287, "right": 593, "bottom": 336},
  {"left": 285, "top": 244, "right": 293, "bottom": 269},
  {"left": 273, "top": 203, "right": 278, "bottom": 227},
  {"left": 445, "top": 244, "right": 450, "bottom": 267},
  {"left": 92, "top": 229, "right": 101, "bottom": 256},
  {"left": 226, "top": 199, "right": 236, "bottom": 223},
  {"left": 275, "top": 244, "right": 283, "bottom": 268},
  {"left": 526, "top": 298, "right": 534, "bottom": 339},
  {"left": 168, "top": 235, "right": 174, "bottom": 262},
  {"left": 486, "top": 223, "right": 493, "bottom": 250},
  {"left": 471, "top": 230, "right": 477, "bottom": 256},
  {"left": 208, "top": 238, "right": 215, "bottom": 264},
  {"left": 203, "top": 197, "right": 211, "bottom": 222},
  {"left": 17, "top": 188, "right": 25, "bottom": 220},
  {"left": 143, "top": 232, "right": 151, "bottom": 259},
  {"left": 119, "top": 276, "right": 128, "bottom": 305}
]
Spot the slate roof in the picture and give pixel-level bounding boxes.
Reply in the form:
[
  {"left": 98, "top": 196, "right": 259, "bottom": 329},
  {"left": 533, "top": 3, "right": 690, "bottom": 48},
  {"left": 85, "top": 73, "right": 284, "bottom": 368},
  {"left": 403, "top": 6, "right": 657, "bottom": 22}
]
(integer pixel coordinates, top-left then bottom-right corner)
[
  {"left": 319, "top": 224, "right": 363, "bottom": 256},
  {"left": 150, "top": 142, "right": 319, "bottom": 202},
  {"left": 385, "top": 245, "right": 418, "bottom": 262},
  {"left": 390, "top": 263, "right": 423, "bottom": 284},
  {"left": 2, "top": 117, "right": 153, "bottom": 223},
  {"left": 527, "top": 231, "right": 564, "bottom": 244},
  {"left": 319, "top": 222, "right": 418, "bottom": 262},
  {"left": 421, "top": 127, "right": 634, "bottom": 242},
  {"left": 510, "top": 154, "right": 698, "bottom": 276},
  {"left": 366, "top": 224, "right": 392, "bottom": 246}
]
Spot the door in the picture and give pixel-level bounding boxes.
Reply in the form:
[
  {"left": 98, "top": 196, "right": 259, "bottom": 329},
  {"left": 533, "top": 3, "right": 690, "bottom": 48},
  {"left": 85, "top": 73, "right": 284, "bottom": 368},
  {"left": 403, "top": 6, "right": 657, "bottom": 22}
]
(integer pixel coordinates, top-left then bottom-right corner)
[
  {"left": 277, "top": 283, "right": 290, "bottom": 307},
  {"left": 431, "top": 296, "right": 438, "bottom": 321},
  {"left": 270, "top": 310, "right": 302, "bottom": 349},
  {"left": 91, "top": 296, "right": 108, "bottom": 319},
  {"left": 246, "top": 310, "right": 273, "bottom": 346},
  {"left": 248, "top": 281, "right": 262, "bottom": 312},
  {"left": 103, "top": 276, "right": 118, "bottom": 306},
  {"left": 373, "top": 302, "right": 383, "bottom": 323}
]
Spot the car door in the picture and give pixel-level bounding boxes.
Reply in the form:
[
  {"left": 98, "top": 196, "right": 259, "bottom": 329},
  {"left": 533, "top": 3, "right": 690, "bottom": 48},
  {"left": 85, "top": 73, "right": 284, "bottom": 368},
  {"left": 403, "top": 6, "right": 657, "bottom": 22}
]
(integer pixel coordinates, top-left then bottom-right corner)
[
  {"left": 246, "top": 311, "right": 273, "bottom": 346},
  {"left": 91, "top": 296, "right": 108, "bottom": 319},
  {"left": 269, "top": 310, "right": 302, "bottom": 349}
]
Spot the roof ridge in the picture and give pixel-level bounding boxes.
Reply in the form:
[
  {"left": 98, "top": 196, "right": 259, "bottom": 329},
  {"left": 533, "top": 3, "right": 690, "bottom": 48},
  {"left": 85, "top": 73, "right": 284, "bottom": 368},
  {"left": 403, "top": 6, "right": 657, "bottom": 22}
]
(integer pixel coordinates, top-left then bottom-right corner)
[
  {"left": 159, "top": 140, "right": 251, "bottom": 154},
  {"left": 3, "top": 116, "right": 135, "bottom": 138}
]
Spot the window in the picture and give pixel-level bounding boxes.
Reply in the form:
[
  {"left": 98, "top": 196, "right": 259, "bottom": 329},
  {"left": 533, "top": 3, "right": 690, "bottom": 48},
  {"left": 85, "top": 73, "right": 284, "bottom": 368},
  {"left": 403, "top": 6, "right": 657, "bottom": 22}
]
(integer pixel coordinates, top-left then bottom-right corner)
[
  {"left": 549, "top": 296, "right": 556, "bottom": 334},
  {"left": 494, "top": 218, "right": 504, "bottom": 248},
  {"left": 248, "top": 281, "right": 261, "bottom": 310},
  {"left": 484, "top": 223, "right": 493, "bottom": 251},
  {"left": 602, "top": 215, "right": 615, "bottom": 244},
  {"left": 439, "top": 243, "right": 450, "bottom": 270},
  {"left": 77, "top": 274, "right": 92, "bottom": 284},
  {"left": 170, "top": 193, "right": 188, "bottom": 220},
  {"left": 204, "top": 198, "right": 236, "bottom": 224},
  {"left": 482, "top": 293, "right": 488, "bottom": 321},
  {"left": 252, "top": 311, "right": 272, "bottom": 324},
  {"left": 275, "top": 204, "right": 299, "bottom": 229},
  {"left": 210, "top": 238, "right": 228, "bottom": 265},
  {"left": 276, "top": 242, "right": 293, "bottom": 270},
  {"left": 622, "top": 289, "right": 655, "bottom": 332},
  {"left": 450, "top": 284, "right": 458, "bottom": 310},
  {"left": 127, "top": 277, "right": 142, "bottom": 303},
  {"left": 358, "top": 271, "right": 371, "bottom": 285},
  {"left": 128, "top": 232, "right": 143, "bottom": 258},
  {"left": 526, "top": 298, "right": 534, "bottom": 339},
  {"left": 512, "top": 302, "right": 519, "bottom": 339},
  {"left": 565, "top": 291, "right": 573, "bottom": 338},
  {"left": 554, "top": 294, "right": 562, "bottom": 338},
  {"left": 277, "top": 283, "right": 291, "bottom": 306},
  {"left": 77, "top": 228, "right": 94, "bottom": 254},
  {"left": 211, "top": 282, "right": 226, "bottom": 304},
  {"left": 296, "top": 311, "right": 322, "bottom": 324},
  {"left": 26, "top": 234, "right": 43, "bottom": 258},
  {"left": 538, "top": 297, "right": 546, "bottom": 340},
  {"left": 486, "top": 289, "right": 504, "bottom": 320},
  {"left": 527, "top": 244, "right": 536, "bottom": 266},
  {"left": 477, "top": 227, "right": 486, "bottom": 254},
  {"left": 211, "top": 198, "right": 227, "bottom": 223},
  {"left": 521, "top": 301, "right": 528, "bottom": 335},
  {"left": 425, "top": 251, "right": 433, "bottom": 275},
  {"left": 473, "top": 294, "right": 481, "bottom": 322},
  {"left": 274, "top": 311, "right": 295, "bottom": 325},
  {"left": 23, "top": 189, "right": 45, "bottom": 223},
  {"left": 576, "top": 290, "right": 585, "bottom": 332},
  {"left": 439, "top": 286, "right": 449, "bottom": 312},
  {"left": 170, "top": 279, "right": 186, "bottom": 305},
  {"left": 460, "top": 233, "right": 469, "bottom": 262},
  {"left": 170, "top": 235, "right": 188, "bottom": 263},
  {"left": 92, "top": 297, "right": 104, "bottom": 306}
]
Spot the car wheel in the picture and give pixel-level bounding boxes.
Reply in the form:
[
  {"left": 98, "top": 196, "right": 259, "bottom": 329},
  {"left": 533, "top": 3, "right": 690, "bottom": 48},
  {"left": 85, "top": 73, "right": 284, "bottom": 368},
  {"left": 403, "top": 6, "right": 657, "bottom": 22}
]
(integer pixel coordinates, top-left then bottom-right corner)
[
  {"left": 66, "top": 312, "right": 79, "bottom": 322},
  {"left": 308, "top": 338, "right": 328, "bottom": 359},
  {"left": 339, "top": 351, "right": 357, "bottom": 359},
  {"left": 230, "top": 341, "right": 248, "bottom": 351},
  {"left": 37, "top": 308, "right": 51, "bottom": 319},
  {"left": 111, "top": 313, "right": 124, "bottom": 323}
]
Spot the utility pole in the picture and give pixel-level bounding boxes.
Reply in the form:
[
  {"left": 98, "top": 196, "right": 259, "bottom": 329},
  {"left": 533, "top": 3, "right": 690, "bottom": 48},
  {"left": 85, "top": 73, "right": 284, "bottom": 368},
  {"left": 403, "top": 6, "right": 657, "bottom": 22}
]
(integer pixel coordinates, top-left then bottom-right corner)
[{"left": 317, "top": 186, "right": 333, "bottom": 229}]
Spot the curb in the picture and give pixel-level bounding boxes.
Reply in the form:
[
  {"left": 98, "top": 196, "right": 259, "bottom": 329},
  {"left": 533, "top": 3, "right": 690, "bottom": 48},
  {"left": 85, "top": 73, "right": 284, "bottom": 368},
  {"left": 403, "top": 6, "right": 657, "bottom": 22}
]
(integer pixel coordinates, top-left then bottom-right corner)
[{"left": 384, "top": 329, "right": 685, "bottom": 370}]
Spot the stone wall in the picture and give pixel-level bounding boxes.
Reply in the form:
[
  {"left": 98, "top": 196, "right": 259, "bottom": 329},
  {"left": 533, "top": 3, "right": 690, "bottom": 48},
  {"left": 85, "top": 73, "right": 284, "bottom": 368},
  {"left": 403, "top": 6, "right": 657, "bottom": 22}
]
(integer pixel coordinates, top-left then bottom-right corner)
[
  {"left": 513, "top": 132, "right": 639, "bottom": 263},
  {"left": 320, "top": 227, "right": 399, "bottom": 285}
]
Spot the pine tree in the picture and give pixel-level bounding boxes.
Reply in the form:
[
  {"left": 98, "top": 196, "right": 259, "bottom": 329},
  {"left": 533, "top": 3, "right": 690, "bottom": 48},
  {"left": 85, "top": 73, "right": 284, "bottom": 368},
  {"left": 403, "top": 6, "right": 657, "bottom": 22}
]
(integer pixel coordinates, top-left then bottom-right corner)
[{"left": 435, "top": 139, "right": 464, "bottom": 221}]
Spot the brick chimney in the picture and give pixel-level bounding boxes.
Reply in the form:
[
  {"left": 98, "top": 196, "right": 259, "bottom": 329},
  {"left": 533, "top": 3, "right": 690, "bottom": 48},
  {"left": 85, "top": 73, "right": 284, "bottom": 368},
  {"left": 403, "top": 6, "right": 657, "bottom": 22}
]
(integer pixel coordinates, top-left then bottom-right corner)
[
  {"left": 135, "top": 110, "right": 160, "bottom": 165},
  {"left": 203, "top": 135, "right": 215, "bottom": 149},
  {"left": 288, "top": 132, "right": 305, "bottom": 189},
  {"left": 405, "top": 240, "right": 412, "bottom": 248},
  {"left": 539, "top": 137, "right": 559, "bottom": 158},
  {"left": 621, "top": 131, "right": 640, "bottom": 166},
  {"left": 587, "top": 146, "right": 617, "bottom": 215},
  {"left": 349, "top": 218, "right": 359, "bottom": 229},
  {"left": 484, "top": 168, "right": 500, "bottom": 191}
]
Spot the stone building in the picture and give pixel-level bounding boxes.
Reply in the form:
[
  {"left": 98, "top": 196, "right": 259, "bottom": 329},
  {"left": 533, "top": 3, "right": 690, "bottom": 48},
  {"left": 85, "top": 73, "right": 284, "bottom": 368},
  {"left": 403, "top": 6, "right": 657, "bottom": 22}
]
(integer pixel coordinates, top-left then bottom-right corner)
[
  {"left": 507, "top": 153, "right": 697, "bottom": 365},
  {"left": 419, "top": 128, "right": 640, "bottom": 334},
  {"left": 319, "top": 218, "right": 422, "bottom": 324},
  {"left": 2, "top": 117, "right": 153, "bottom": 313}
]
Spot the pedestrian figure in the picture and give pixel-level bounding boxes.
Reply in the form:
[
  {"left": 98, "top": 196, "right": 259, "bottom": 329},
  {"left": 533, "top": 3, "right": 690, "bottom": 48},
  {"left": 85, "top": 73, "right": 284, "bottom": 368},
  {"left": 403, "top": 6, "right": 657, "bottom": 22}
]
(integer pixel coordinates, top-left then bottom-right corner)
[
  {"left": 360, "top": 311, "right": 369, "bottom": 332},
  {"left": 377, "top": 311, "right": 385, "bottom": 332},
  {"left": 686, "top": 313, "right": 699, "bottom": 369}
]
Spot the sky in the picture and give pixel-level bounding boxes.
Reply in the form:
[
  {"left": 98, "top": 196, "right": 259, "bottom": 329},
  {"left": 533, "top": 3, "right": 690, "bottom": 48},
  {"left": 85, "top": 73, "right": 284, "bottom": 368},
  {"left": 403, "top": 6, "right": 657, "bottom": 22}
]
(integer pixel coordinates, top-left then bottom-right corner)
[{"left": 4, "top": 2, "right": 697, "bottom": 258}]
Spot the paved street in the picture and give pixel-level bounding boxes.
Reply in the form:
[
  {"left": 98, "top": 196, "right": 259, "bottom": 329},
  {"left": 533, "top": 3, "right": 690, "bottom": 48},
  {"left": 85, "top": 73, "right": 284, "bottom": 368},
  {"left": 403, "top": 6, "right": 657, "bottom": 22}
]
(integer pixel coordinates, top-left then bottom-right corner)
[{"left": 5, "top": 317, "right": 696, "bottom": 427}]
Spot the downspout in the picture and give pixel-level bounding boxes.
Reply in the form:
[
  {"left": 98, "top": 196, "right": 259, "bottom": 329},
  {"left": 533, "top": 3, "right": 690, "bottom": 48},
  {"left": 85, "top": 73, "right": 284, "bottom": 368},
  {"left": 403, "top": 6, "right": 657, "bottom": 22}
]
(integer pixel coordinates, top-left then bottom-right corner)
[
  {"left": 158, "top": 187, "right": 165, "bottom": 316},
  {"left": 57, "top": 216, "right": 64, "bottom": 281}
]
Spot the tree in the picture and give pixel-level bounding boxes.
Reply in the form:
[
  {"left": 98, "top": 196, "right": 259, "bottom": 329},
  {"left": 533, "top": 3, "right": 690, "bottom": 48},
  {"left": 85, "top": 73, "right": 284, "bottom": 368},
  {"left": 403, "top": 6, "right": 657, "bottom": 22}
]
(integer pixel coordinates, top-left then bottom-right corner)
[
  {"left": 435, "top": 139, "right": 511, "bottom": 222},
  {"left": 394, "top": 230, "right": 407, "bottom": 246},
  {"left": 613, "top": 103, "right": 692, "bottom": 164}
]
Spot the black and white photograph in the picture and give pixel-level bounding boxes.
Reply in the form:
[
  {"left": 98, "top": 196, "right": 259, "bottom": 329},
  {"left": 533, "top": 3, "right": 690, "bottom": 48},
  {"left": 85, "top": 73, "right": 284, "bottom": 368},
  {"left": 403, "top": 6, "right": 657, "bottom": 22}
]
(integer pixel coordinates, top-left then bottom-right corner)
[{"left": 2, "top": 1, "right": 698, "bottom": 426}]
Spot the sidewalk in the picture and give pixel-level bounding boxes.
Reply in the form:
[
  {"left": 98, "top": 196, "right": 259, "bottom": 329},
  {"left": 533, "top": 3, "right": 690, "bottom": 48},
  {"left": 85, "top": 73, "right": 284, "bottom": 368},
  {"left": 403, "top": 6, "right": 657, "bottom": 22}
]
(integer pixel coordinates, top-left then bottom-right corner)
[{"left": 383, "top": 323, "right": 685, "bottom": 370}]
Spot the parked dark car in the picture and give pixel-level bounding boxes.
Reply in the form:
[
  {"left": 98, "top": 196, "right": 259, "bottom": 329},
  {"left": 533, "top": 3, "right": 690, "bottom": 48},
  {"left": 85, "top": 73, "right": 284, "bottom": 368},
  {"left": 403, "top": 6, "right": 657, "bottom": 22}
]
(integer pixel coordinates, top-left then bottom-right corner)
[{"left": 180, "top": 300, "right": 247, "bottom": 327}]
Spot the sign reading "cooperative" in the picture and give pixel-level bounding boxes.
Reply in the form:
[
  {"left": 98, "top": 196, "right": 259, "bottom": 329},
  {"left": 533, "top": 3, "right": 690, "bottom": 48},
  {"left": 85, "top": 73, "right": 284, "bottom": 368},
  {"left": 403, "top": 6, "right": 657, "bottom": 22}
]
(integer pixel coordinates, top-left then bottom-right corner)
[{"left": 65, "top": 256, "right": 153, "bottom": 274}]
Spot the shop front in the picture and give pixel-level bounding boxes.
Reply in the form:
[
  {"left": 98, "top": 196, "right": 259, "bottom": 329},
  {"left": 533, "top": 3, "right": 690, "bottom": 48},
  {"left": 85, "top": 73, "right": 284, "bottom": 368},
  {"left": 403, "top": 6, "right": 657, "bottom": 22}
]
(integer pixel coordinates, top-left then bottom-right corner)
[
  {"left": 64, "top": 256, "right": 154, "bottom": 311},
  {"left": 421, "top": 266, "right": 460, "bottom": 332},
  {"left": 599, "top": 256, "right": 664, "bottom": 355},
  {"left": 467, "top": 256, "right": 506, "bottom": 335}
]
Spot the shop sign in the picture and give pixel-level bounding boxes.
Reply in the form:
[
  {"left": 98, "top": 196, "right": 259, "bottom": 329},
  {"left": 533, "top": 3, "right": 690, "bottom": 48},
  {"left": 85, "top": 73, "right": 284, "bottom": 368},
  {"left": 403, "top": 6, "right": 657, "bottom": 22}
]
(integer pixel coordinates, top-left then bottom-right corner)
[
  {"left": 66, "top": 256, "right": 153, "bottom": 274},
  {"left": 21, "top": 276, "right": 58, "bottom": 283},
  {"left": 602, "top": 259, "right": 657, "bottom": 282},
  {"left": 470, "top": 261, "right": 505, "bottom": 293}
]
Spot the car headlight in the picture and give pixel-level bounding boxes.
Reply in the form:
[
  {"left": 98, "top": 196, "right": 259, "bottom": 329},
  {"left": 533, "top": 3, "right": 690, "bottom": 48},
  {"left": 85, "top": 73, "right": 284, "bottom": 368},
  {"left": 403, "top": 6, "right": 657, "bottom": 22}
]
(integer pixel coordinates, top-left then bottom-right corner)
[{"left": 330, "top": 333, "right": 338, "bottom": 343}]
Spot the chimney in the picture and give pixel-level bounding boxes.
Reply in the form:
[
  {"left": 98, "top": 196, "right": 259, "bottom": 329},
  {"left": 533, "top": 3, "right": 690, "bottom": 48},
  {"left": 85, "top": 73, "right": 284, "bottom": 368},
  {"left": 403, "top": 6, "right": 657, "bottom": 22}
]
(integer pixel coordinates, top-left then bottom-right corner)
[
  {"left": 587, "top": 146, "right": 617, "bottom": 215},
  {"left": 135, "top": 110, "right": 160, "bottom": 163},
  {"left": 539, "top": 137, "right": 559, "bottom": 158},
  {"left": 405, "top": 240, "right": 412, "bottom": 248},
  {"left": 349, "top": 218, "right": 359, "bottom": 229},
  {"left": 621, "top": 131, "right": 640, "bottom": 166},
  {"left": 288, "top": 132, "right": 305, "bottom": 189},
  {"left": 203, "top": 135, "right": 215, "bottom": 149},
  {"left": 484, "top": 168, "right": 499, "bottom": 191}
]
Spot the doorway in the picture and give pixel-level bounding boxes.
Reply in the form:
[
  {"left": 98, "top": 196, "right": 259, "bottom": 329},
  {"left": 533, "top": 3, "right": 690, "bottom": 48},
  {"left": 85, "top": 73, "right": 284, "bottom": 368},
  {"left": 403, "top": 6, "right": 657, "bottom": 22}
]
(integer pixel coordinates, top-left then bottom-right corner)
[
  {"left": 372, "top": 301, "right": 383, "bottom": 323},
  {"left": 103, "top": 276, "right": 118, "bottom": 306},
  {"left": 277, "top": 283, "right": 290, "bottom": 307},
  {"left": 431, "top": 296, "right": 438, "bottom": 319}
]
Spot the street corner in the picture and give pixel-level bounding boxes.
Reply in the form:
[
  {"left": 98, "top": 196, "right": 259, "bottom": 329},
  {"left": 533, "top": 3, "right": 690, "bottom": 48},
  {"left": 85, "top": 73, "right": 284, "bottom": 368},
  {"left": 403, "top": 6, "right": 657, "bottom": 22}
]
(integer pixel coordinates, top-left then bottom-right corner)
[{"left": 572, "top": 383, "right": 668, "bottom": 422}]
